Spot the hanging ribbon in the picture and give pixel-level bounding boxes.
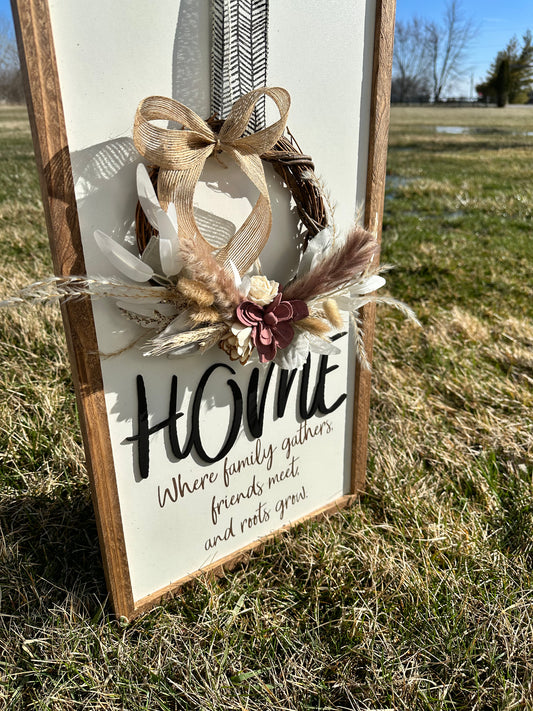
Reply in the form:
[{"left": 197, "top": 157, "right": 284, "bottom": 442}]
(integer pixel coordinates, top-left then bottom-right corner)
[
  {"left": 211, "top": 0, "right": 269, "bottom": 131},
  {"left": 133, "top": 86, "right": 290, "bottom": 275}
]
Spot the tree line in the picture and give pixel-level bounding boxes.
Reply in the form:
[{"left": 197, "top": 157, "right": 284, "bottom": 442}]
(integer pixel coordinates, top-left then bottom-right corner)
[
  {"left": 393, "top": 0, "right": 533, "bottom": 106},
  {"left": 1, "top": 5, "right": 532, "bottom": 108},
  {"left": 392, "top": 0, "right": 476, "bottom": 103},
  {"left": 476, "top": 32, "right": 533, "bottom": 106}
]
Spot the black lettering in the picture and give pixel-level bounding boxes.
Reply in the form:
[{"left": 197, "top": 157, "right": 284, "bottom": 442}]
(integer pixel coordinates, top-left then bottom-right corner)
[
  {"left": 167, "top": 375, "right": 192, "bottom": 459},
  {"left": 298, "top": 355, "right": 318, "bottom": 419},
  {"left": 316, "top": 332, "right": 347, "bottom": 414},
  {"left": 246, "top": 364, "right": 275, "bottom": 437},
  {"left": 191, "top": 363, "right": 243, "bottom": 463},
  {"left": 276, "top": 367, "right": 298, "bottom": 418}
]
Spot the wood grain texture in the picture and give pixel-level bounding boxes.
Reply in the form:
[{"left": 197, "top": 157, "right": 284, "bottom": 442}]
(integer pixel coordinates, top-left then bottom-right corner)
[
  {"left": 351, "top": 0, "right": 396, "bottom": 494},
  {"left": 11, "top": 0, "right": 134, "bottom": 618}
]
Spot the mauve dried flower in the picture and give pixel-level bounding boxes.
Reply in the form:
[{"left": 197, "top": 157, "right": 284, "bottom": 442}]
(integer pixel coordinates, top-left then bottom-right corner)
[{"left": 236, "top": 293, "right": 308, "bottom": 363}]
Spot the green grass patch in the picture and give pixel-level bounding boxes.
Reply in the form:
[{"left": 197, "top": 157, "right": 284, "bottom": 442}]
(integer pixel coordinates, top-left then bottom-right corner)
[
  {"left": 385, "top": 106, "right": 533, "bottom": 321},
  {"left": 0, "top": 104, "right": 532, "bottom": 710}
]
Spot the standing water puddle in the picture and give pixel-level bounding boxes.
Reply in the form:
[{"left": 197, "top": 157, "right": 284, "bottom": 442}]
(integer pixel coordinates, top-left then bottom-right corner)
[
  {"left": 385, "top": 175, "right": 414, "bottom": 202},
  {"left": 436, "top": 126, "right": 533, "bottom": 136},
  {"left": 386, "top": 175, "right": 413, "bottom": 190}
]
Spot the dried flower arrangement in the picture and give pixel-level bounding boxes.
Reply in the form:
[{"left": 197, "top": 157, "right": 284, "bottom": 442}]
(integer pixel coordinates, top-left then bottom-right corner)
[{"left": 1, "top": 87, "right": 416, "bottom": 369}]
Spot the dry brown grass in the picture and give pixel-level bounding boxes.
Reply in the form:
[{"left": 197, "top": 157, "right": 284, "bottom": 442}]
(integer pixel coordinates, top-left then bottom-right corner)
[{"left": 0, "top": 104, "right": 532, "bottom": 710}]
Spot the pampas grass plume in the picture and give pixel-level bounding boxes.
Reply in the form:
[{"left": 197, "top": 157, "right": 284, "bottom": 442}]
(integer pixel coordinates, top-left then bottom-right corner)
[{"left": 283, "top": 226, "right": 378, "bottom": 303}]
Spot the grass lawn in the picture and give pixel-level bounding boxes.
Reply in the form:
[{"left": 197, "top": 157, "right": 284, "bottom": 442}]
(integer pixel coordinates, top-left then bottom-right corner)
[{"left": 0, "top": 103, "right": 532, "bottom": 710}]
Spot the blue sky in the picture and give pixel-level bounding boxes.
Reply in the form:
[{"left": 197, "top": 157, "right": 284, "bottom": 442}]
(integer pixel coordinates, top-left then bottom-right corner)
[
  {"left": 2, "top": 0, "right": 532, "bottom": 98},
  {"left": 396, "top": 0, "right": 533, "bottom": 96}
]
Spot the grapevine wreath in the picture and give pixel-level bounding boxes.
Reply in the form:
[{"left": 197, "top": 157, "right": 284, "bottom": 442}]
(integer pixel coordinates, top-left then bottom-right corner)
[{"left": 2, "top": 87, "right": 415, "bottom": 368}]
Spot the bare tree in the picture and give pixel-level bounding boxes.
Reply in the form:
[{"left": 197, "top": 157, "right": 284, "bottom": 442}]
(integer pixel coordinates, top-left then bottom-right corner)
[
  {"left": 0, "top": 14, "right": 24, "bottom": 103},
  {"left": 393, "top": 18, "right": 431, "bottom": 102},
  {"left": 393, "top": 17, "right": 430, "bottom": 101},
  {"left": 425, "top": 0, "right": 477, "bottom": 102}
]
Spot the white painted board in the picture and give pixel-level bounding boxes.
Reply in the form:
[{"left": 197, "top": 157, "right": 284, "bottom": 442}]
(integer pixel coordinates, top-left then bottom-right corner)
[{"left": 46, "top": 0, "right": 376, "bottom": 603}]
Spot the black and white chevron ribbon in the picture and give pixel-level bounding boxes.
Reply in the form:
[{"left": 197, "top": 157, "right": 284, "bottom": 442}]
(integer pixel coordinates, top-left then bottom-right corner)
[{"left": 211, "top": 0, "right": 269, "bottom": 131}]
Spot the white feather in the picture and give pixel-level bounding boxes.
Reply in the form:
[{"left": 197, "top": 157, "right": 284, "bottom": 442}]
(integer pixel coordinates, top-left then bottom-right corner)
[
  {"left": 159, "top": 235, "right": 183, "bottom": 277},
  {"left": 351, "top": 274, "right": 386, "bottom": 295},
  {"left": 136, "top": 166, "right": 183, "bottom": 277},
  {"left": 94, "top": 230, "right": 154, "bottom": 282},
  {"left": 229, "top": 259, "right": 242, "bottom": 288},
  {"left": 306, "top": 333, "right": 341, "bottom": 356},
  {"left": 297, "top": 227, "right": 334, "bottom": 276},
  {"left": 273, "top": 332, "right": 311, "bottom": 371},
  {"left": 240, "top": 276, "right": 251, "bottom": 297},
  {"left": 333, "top": 275, "right": 387, "bottom": 311},
  {"left": 166, "top": 202, "right": 178, "bottom": 232},
  {"left": 136, "top": 163, "right": 163, "bottom": 231}
]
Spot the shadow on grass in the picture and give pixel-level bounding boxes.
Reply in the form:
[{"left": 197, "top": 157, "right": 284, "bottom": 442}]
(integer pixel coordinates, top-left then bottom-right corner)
[{"left": 0, "top": 488, "right": 107, "bottom": 618}]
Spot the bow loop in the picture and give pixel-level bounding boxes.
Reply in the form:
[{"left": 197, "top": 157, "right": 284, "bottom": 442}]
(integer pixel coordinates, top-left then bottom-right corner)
[
  {"left": 218, "top": 86, "right": 290, "bottom": 147},
  {"left": 134, "top": 96, "right": 217, "bottom": 170},
  {"left": 133, "top": 87, "right": 291, "bottom": 275}
]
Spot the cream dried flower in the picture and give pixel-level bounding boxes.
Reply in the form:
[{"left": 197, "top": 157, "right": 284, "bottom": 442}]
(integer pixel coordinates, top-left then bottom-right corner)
[
  {"left": 219, "top": 323, "right": 254, "bottom": 364},
  {"left": 247, "top": 275, "right": 279, "bottom": 306}
]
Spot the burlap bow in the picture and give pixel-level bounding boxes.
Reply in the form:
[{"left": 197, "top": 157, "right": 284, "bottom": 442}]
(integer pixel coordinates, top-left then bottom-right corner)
[{"left": 133, "top": 87, "right": 290, "bottom": 275}]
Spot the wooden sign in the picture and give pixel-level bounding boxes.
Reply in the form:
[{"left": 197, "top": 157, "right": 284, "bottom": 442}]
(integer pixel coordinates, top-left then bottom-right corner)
[{"left": 12, "top": 0, "right": 395, "bottom": 618}]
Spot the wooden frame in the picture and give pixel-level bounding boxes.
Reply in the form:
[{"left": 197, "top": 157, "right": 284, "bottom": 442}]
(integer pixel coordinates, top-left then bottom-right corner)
[{"left": 11, "top": 0, "right": 396, "bottom": 619}]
